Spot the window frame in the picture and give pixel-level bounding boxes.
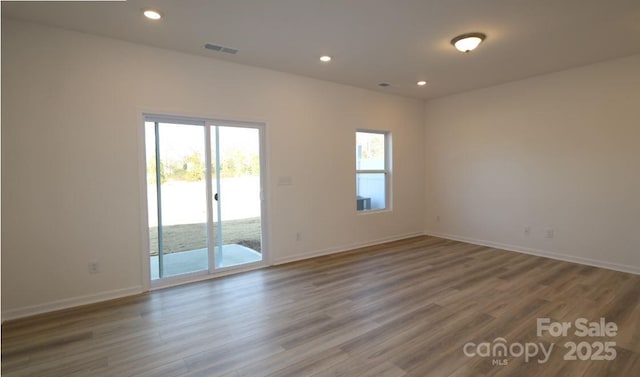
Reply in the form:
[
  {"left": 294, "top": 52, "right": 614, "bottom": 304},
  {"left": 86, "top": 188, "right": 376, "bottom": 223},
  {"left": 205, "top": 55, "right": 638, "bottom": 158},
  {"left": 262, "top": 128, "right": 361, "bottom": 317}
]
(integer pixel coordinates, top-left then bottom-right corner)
[{"left": 355, "top": 129, "right": 391, "bottom": 213}]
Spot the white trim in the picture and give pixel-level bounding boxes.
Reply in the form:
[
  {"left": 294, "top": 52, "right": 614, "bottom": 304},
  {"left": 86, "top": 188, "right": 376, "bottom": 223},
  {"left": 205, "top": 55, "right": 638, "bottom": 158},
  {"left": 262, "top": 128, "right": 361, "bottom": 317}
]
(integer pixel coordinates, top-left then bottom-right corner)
[
  {"left": 424, "top": 230, "right": 640, "bottom": 276},
  {"left": 139, "top": 108, "right": 267, "bottom": 129},
  {"left": 5, "top": 231, "right": 635, "bottom": 321},
  {"left": 259, "top": 124, "right": 271, "bottom": 265},
  {"left": 2, "top": 286, "right": 145, "bottom": 322},
  {"left": 205, "top": 125, "right": 216, "bottom": 272},
  {"left": 355, "top": 130, "right": 392, "bottom": 212},
  {"left": 272, "top": 232, "right": 424, "bottom": 265},
  {"left": 212, "top": 125, "right": 223, "bottom": 268},
  {"left": 143, "top": 115, "right": 206, "bottom": 127},
  {"left": 137, "top": 115, "right": 152, "bottom": 291},
  {"left": 356, "top": 208, "right": 393, "bottom": 216}
]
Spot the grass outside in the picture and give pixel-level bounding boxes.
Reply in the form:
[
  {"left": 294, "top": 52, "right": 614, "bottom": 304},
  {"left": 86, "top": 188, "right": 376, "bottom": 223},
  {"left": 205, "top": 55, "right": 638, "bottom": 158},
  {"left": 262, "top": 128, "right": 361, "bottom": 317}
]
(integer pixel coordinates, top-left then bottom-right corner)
[{"left": 149, "top": 217, "right": 261, "bottom": 255}]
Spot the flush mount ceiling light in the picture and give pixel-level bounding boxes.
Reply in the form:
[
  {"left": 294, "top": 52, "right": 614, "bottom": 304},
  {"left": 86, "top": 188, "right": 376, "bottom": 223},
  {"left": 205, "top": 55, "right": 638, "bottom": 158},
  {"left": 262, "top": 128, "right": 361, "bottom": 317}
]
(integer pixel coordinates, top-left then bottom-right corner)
[
  {"left": 319, "top": 55, "right": 332, "bottom": 62},
  {"left": 451, "top": 32, "right": 486, "bottom": 52},
  {"left": 143, "top": 9, "right": 163, "bottom": 20},
  {"left": 417, "top": 80, "right": 427, "bottom": 86}
]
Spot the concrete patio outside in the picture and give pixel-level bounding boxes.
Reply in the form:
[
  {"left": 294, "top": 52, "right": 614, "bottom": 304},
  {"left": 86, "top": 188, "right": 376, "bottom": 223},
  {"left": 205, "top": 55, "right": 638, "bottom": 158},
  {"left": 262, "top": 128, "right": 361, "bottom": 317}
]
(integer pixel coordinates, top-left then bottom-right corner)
[{"left": 150, "top": 244, "right": 262, "bottom": 279}]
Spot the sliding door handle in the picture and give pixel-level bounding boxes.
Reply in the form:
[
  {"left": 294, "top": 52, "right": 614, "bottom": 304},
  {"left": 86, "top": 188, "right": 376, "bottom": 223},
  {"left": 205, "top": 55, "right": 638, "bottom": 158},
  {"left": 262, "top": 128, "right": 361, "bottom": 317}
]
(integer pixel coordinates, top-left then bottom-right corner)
[{"left": 214, "top": 193, "right": 219, "bottom": 201}]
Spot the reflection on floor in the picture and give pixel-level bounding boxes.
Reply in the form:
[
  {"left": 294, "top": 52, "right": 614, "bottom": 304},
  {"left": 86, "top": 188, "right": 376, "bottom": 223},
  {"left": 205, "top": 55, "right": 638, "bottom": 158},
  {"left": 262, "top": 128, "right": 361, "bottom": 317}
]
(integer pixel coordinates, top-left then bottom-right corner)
[{"left": 150, "top": 244, "right": 262, "bottom": 280}]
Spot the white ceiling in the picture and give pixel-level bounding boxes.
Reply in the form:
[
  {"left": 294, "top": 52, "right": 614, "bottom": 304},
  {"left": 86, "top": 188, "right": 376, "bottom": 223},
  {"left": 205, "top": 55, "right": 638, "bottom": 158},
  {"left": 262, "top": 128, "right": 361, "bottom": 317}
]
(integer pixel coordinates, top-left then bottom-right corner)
[{"left": 3, "top": 0, "right": 640, "bottom": 100}]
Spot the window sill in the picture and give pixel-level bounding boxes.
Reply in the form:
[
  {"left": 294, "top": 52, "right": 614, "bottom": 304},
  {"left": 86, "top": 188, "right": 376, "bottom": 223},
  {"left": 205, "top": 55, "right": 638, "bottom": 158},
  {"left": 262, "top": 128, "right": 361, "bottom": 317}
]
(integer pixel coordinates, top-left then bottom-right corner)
[{"left": 356, "top": 208, "right": 392, "bottom": 215}]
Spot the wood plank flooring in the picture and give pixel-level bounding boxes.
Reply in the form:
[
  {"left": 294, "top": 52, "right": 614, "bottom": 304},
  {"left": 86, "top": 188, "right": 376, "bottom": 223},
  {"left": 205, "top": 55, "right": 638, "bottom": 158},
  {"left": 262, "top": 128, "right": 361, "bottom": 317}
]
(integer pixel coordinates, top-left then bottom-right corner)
[{"left": 2, "top": 236, "right": 639, "bottom": 376}]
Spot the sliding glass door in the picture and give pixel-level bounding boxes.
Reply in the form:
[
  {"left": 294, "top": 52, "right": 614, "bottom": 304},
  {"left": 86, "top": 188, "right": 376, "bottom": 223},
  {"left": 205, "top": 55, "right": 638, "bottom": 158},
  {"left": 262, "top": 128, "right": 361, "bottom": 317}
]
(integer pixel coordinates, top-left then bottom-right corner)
[
  {"left": 213, "top": 126, "right": 263, "bottom": 268},
  {"left": 145, "top": 117, "right": 264, "bottom": 282}
]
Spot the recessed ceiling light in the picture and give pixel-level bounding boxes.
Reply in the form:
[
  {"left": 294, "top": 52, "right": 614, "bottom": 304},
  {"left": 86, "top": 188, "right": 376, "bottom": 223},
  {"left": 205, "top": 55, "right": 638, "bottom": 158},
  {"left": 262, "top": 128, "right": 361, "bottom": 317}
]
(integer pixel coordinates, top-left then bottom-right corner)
[
  {"left": 451, "top": 32, "right": 486, "bottom": 52},
  {"left": 417, "top": 81, "right": 427, "bottom": 86},
  {"left": 319, "top": 55, "right": 332, "bottom": 62},
  {"left": 143, "top": 9, "right": 163, "bottom": 20}
]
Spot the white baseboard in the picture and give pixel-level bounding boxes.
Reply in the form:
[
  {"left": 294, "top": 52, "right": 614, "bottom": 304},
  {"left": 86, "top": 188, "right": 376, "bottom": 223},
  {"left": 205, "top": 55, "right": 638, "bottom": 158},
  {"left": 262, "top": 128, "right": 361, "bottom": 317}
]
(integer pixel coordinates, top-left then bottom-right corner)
[
  {"left": 424, "top": 230, "right": 640, "bottom": 276},
  {"left": 2, "top": 285, "right": 145, "bottom": 322},
  {"left": 2, "top": 233, "right": 423, "bottom": 322},
  {"left": 12, "top": 230, "right": 631, "bottom": 322},
  {"left": 272, "top": 232, "right": 425, "bottom": 265}
]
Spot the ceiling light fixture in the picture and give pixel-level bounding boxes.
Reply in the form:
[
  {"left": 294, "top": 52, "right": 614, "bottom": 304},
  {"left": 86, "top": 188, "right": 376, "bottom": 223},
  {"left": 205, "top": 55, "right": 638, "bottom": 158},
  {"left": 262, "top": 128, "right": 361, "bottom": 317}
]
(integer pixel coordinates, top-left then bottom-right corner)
[
  {"left": 451, "top": 32, "right": 486, "bottom": 52},
  {"left": 319, "top": 55, "right": 332, "bottom": 62},
  {"left": 417, "top": 81, "right": 427, "bottom": 86},
  {"left": 143, "top": 9, "right": 163, "bottom": 20}
]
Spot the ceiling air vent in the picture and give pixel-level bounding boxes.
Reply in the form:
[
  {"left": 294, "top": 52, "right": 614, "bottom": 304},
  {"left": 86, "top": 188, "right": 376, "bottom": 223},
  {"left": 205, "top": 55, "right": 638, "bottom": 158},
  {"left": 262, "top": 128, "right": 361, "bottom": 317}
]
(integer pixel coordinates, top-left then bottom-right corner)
[
  {"left": 221, "top": 47, "right": 238, "bottom": 54},
  {"left": 204, "top": 43, "right": 238, "bottom": 55}
]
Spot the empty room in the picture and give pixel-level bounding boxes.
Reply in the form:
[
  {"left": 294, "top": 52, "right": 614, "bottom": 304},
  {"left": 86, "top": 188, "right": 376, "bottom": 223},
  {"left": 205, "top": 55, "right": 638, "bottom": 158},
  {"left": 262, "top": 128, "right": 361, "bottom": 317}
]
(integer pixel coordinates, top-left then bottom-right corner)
[{"left": 1, "top": 1, "right": 639, "bottom": 376}]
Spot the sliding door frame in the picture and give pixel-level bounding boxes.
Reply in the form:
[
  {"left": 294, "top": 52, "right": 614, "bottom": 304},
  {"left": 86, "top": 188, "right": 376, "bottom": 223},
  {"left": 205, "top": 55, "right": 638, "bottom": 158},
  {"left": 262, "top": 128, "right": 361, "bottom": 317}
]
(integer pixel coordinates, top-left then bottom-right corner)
[{"left": 138, "top": 112, "right": 269, "bottom": 291}]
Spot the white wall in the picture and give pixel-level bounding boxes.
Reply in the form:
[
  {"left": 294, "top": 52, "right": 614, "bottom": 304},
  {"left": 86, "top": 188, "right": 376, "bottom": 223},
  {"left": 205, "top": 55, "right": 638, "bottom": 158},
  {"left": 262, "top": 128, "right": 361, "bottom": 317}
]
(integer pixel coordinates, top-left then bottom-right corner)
[
  {"left": 424, "top": 54, "right": 640, "bottom": 273},
  {"left": 1, "top": 20, "right": 426, "bottom": 318}
]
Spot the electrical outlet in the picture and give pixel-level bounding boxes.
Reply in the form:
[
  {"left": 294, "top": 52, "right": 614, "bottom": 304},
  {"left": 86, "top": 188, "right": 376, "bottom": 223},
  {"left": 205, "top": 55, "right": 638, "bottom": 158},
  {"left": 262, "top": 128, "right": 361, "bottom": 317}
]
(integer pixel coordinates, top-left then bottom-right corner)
[
  {"left": 296, "top": 232, "right": 302, "bottom": 241},
  {"left": 88, "top": 261, "right": 99, "bottom": 274},
  {"left": 524, "top": 226, "right": 531, "bottom": 235},
  {"left": 436, "top": 215, "right": 441, "bottom": 223}
]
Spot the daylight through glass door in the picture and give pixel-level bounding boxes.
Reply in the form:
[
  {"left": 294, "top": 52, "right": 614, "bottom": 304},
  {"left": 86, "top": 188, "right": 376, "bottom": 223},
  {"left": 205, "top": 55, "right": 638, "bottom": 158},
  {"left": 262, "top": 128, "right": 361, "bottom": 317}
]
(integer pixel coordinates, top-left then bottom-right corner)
[{"left": 145, "top": 118, "right": 264, "bottom": 281}]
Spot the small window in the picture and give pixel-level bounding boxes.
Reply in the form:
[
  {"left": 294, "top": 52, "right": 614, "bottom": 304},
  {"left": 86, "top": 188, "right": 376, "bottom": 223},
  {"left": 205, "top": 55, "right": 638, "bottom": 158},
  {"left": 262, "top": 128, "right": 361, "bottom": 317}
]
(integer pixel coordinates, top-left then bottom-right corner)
[{"left": 356, "top": 131, "right": 390, "bottom": 211}]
